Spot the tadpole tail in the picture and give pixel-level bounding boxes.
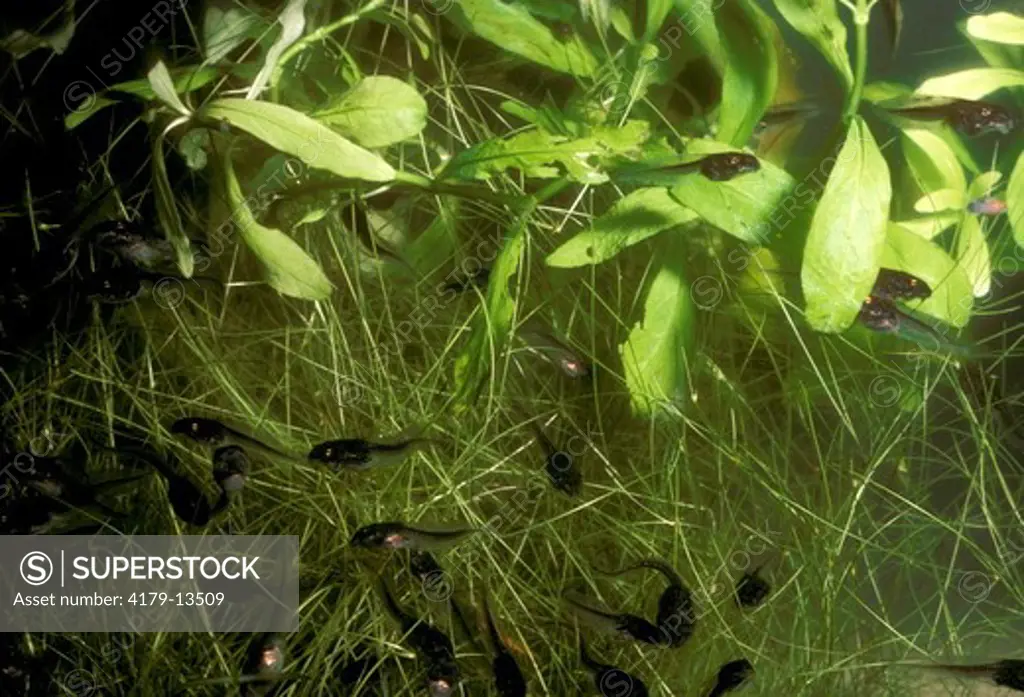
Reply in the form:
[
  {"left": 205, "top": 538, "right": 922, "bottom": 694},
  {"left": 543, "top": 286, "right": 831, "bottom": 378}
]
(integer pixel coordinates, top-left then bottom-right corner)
[
  {"left": 377, "top": 577, "right": 416, "bottom": 632},
  {"left": 405, "top": 525, "right": 478, "bottom": 550},
  {"left": 593, "top": 558, "right": 683, "bottom": 587},
  {"left": 481, "top": 586, "right": 506, "bottom": 654},
  {"left": 564, "top": 595, "right": 622, "bottom": 634},
  {"left": 224, "top": 426, "right": 295, "bottom": 462},
  {"left": 578, "top": 634, "right": 607, "bottom": 674},
  {"left": 93, "top": 442, "right": 176, "bottom": 481},
  {"left": 449, "top": 596, "right": 483, "bottom": 653}
]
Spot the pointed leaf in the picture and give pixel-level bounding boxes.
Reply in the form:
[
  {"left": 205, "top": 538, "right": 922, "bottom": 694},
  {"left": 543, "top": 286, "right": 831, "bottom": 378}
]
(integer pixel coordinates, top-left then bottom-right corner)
[
  {"left": 201, "top": 98, "right": 395, "bottom": 181},
  {"left": 547, "top": 188, "right": 698, "bottom": 267},
  {"left": 892, "top": 212, "right": 961, "bottom": 240},
  {"left": 1007, "top": 152, "right": 1024, "bottom": 249},
  {"left": 802, "top": 116, "right": 892, "bottom": 333},
  {"left": 247, "top": 0, "right": 307, "bottom": 99},
  {"left": 448, "top": 0, "right": 599, "bottom": 76},
  {"left": 968, "top": 170, "right": 1003, "bottom": 200},
  {"left": 913, "top": 188, "right": 965, "bottom": 213},
  {"left": 669, "top": 140, "right": 795, "bottom": 245},
  {"left": 453, "top": 221, "right": 528, "bottom": 405},
  {"left": 221, "top": 147, "right": 332, "bottom": 300},
  {"left": 619, "top": 234, "right": 695, "bottom": 416},
  {"left": 955, "top": 214, "right": 991, "bottom": 297},
  {"left": 716, "top": 0, "right": 779, "bottom": 146},
  {"left": 672, "top": 0, "right": 726, "bottom": 68},
  {"left": 203, "top": 0, "right": 263, "bottom": 63},
  {"left": 901, "top": 127, "right": 967, "bottom": 195},
  {"left": 966, "top": 12, "right": 1024, "bottom": 46},
  {"left": 152, "top": 132, "right": 194, "bottom": 278},
  {"left": 771, "top": 0, "right": 853, "bottom": 93},
  {"left": 917, "top": 68, "right": 1024, "bottom": 100},
  {"left": 147, "top": 61, "right": 191, "bottom": 116},
  {"left": 882, "top": 223, "right": 973, "bottom": 327},
  {"left": 314, "top": 76, "right": 427, "bottom": 148}
]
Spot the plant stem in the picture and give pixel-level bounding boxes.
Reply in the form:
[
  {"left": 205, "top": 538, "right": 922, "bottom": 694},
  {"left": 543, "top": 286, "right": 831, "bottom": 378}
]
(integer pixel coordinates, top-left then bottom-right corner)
[{"left": 844, "top": 0, "right": 871, "bottom": 121}]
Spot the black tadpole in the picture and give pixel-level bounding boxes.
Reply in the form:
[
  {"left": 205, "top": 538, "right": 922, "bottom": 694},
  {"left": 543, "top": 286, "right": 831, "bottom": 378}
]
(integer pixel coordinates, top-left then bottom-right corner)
[
  {"left": 706, "top": 658, "right": 754, "bottom": 697},
  {"left": 734, "top": 567, "right": 771, "bottom": 609}
]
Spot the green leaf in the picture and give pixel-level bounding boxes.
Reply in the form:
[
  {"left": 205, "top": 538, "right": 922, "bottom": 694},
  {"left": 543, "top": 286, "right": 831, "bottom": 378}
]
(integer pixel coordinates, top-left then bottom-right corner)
[
  {"left": 891, "top": 212, "right": 961, "bottom": 240},
  {"left": 453, "top": 220, "right": 528, "bottom": 406},
  {"left": 1007, "top": 152, "right": 1024, "bottom": 248},
  {"left": 966, "top": 12, "right": 1024, "bottom": 46},
  {"left": 314, "top": 76, "right": 427, "bottom": 148},
  {"left": 968, "top": 170, "right": 1003, "bottom": 200},
  {"left": 672, "top": 0, "right": 726, "bottom": 68},
  {"left": 955, "top": 213, "right": 991, "bottom": 297},
  {"left": 177, "top": 129, "right": 211, "bottom": 170},
  {"left": 716, "top": 0, "right": 779, "bottom": 146},
  {"left": 546, "top": 188, "right": 699, "bottom": 267},
  {"left": 448, "top": 0, "right": 599, "bottom": 76},
  {"left": 913, "top": 188, "right": 964, "bottom": 213},
  {"left": 668, "top": 140, "right": 795, "bottom": 245},
  {"left": 771, "top": 0, "right": 853, "bottom": 93},
  {"left": 147, "top": 61, "right": 191, "bottom": 116},
  {"left": 917, "top": 68, "right": 1024, "bottom": 100},
  {"left": 64, "top": 66, "right": 221, "bottom": 130},
  {"left": 863, "top": 81, "right": 912, "bottom": 103},
  {"left": 203, "top": 0, "right": 263, "bottom": 63},
  {"left": 405, "top": 199, "right": 460, "bottom": 275},
  {"left": 900, "top": 127, "right": 967, "bottom": 195},
  {"left": 882, "top": 223, "right": 973, "bottom": 327},
  {"left": 619, "top": 234, "right": 695, "bottom": 416},
  {"left": 200, "top": 98, "right": 396, "bottom": 182},
  {"left": 248, "top": 0, "right": 308, "bottom": 99},
  {"left": 801, "top": 116, "right": 892, "bottom": 333},
  {"left": 221, "top": 146, "right": 333, "bottom": 300},
  {"left": 151, "top": 132, "right": 194, "bottom": 279},
  {"left": 441, "top": 122, "right": 650, "bottom": 184},
  {"left": 644, "top": 0, "right": 674, "bottom": 41}
]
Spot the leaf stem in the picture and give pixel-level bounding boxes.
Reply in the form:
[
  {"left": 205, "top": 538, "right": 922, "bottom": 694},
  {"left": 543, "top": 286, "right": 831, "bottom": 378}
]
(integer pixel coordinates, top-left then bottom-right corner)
[{"left": 844, "top": 0, "right": 872, "bottom": 121}]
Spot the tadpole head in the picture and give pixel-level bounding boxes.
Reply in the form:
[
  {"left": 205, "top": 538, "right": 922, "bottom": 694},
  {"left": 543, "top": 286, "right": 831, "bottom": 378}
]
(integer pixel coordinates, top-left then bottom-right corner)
[
  {"left": 351, "top": 522, "right": 404, "bottom": 549},
  {"left": 170, "top": 417, "right": 223, "bottom": 443}
]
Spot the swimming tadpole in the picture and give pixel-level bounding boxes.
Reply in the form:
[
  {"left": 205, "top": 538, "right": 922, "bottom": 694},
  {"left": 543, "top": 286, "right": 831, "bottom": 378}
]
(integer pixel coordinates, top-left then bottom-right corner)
[{"left": 350, "top": 521, "right": 478, "bottom": 551}]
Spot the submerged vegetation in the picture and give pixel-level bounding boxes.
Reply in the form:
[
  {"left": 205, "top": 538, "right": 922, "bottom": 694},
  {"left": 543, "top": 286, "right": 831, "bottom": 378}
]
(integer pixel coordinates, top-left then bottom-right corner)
[{"left": 1, "top": 0, "right": 1024, "bottom": 695}]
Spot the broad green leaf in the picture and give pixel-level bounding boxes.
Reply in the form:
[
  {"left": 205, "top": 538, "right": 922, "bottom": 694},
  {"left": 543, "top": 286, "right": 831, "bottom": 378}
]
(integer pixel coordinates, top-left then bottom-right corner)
[
  {"left": 441, "top": 122, "right": 650, "bottom": 184},
  {"left": 771, "top": 0, "right": 853, "bottom": 93},
  {"left": 203, "top": 0, "right": 263, "bottom": 63},
  {"left": 668, "top": 140, "right": 795, "bottom": 245},
  {"left": 966, "top": 12, "right": 1024, "bottom": 46},
  {"left": 248, "top": 0, "right": 307, "bottom": 99},
  {"left": 151, "top": 132, "right": 194, "bottom": 279},
  {"left": 644, "top": 0, "right": 674, "bottom": 41},
  {"left": 147, "top": 61, "right": 191, "bottom": 116},
  {"left": 619, "top": 233, "right": 695, "bottom": 416},
  {"left": 917, "top": 68, "right": 1024, "bottom": 100},
  {"left": 672, "top": 0, "right": 726, "bottom": 69},
  {"left": 955, "top": 214, "right": 991, "bottom": 297},
  {"left": 913, "top": 188, "right": 965, "bottom": 213},
  {"left": 959, "top": 17, "right": 1023, "bottom": 70},
  {"left": 716, "top": 0, "right": 779, "bottom": 146},
  {"left": 863, "top": 81, "right": 912, "bottom": 103},
  {"left": 892, "top": 212, "right": 962, "bottom": 240},
  {"left": 314, "top": 76, "right": 427, "bottom": 148},
  {"left": 64, "top": 66, "right": 221, "bottom": 130},
  {"left": 802, "top": 116, "right": 892, "bottom": 333},
  {"left": 1008, "top": 152, "right": 1024, "bottom": 248},
  {"left": 546, "top": 188, "right": 698, "bottom": 267},
  {"left": 201, "top": 98, "right": 396, "bottom": 182},
  {"left": 882, "top": 223, "right": 973, "bottom": 327},
  {"left": 610, "top": 7, "right": 636, "bottom": 42},
  {"left": 405, "top": 200, "right": 460, "bottom": 275},
  {"left": 448, "top": 0, "right": 599, "bottom": 76},
  {"left": 968, "top": 171, "right": 1003, "bottom": 201},
  {"left": 901, "top": 128, "right": 967, "bottom": 195},
  {"left": 453, "top": 219, "right": 528, "bottom": 406},
  {"left": 221, "top": 146, "right": 332, "bottom": 300}
]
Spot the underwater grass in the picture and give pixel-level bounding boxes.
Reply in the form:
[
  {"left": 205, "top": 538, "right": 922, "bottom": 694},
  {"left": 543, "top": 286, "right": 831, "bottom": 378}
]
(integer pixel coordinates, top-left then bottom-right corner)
[{"left": 3, "top": 1, "right": 1024, "bottom": 696}]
